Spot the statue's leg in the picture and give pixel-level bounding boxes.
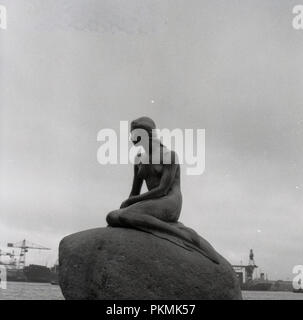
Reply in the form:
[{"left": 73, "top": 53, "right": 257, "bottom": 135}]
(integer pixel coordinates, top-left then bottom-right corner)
[
  {"left": 106, "top": 197, "right": 191, "bottom": 241},
  {"left": 107, "top": 201, "right": 197, "bottom": 246},
  {"left": 118, "top": 210, "right": 196, "bottom": 245}
]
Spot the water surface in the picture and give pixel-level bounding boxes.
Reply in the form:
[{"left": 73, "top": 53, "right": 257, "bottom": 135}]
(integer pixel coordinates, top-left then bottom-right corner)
[{"left": 1, "top": 282, "right": 303, "bottom": 300}]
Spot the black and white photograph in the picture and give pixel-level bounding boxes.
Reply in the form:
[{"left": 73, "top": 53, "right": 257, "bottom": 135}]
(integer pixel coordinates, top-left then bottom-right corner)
[{"left": 0, "top": 0, "right": 303, "bottom": 306}]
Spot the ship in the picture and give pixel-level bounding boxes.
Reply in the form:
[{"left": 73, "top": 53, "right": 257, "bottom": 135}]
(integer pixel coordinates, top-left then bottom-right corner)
[
  {"left": 293, "top": 279, "right": 303, "bottom": 293},
  {"left": 23, "top": 264, "right": 52, "bottom": 283},
  {"left": 5, "top": 264, "right": 58, "bottom": 283},
  {"left": 6, "top": 268, "right": 27, "bottom": 282},
  {"left": 242, "top": 277, "right": 273, "bottom": 291},
  {"left": 50, "top": 262, "right": 59, "bottom": 285}
]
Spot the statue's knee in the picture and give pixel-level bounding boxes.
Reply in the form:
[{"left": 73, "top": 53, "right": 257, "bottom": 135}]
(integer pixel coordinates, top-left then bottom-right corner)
[{"left": 106, "top": 211, "right": 119, "bottom": 226}]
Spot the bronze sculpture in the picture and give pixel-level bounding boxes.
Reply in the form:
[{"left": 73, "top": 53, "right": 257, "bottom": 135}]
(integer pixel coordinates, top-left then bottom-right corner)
[{"left": 106, "top": 117, "right": 219, "bottom": 264}]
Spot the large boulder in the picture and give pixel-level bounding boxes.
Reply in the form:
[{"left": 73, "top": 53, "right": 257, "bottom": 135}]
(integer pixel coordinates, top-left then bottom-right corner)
[{"left": 59, "top": 227, "right": 242, "bottom": 300}]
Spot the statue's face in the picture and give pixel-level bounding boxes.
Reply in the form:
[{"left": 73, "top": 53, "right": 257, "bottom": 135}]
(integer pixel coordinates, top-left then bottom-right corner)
[
  {"left": 130, "top": 129, "right": 142, "bottom": 145},
  {"left": 130, "top": 124, "right": 150, "bottom": 147}
]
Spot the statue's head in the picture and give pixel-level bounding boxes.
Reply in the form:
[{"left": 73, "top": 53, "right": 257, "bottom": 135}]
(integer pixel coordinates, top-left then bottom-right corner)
[{"left": 130, "top": 117, "right": 156, "bottom": 146}]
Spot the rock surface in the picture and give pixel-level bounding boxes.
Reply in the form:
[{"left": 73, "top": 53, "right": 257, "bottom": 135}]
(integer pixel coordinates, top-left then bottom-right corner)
[{"left": 59, "top": 227, "right": 242, "bottom": 300}]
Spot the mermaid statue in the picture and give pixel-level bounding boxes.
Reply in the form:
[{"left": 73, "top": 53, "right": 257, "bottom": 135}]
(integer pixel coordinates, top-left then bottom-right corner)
[{"left": 106, "top": 117, "right": 219, "bottom": 264}]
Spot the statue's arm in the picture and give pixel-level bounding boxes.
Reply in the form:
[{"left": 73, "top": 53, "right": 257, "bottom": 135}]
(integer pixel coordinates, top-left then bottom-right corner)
[
  {"left": 129, "top": 165, "right": 143, "bottom": 197},
  {"left": 120, "top": 165, "right": 143, "bottom": 208},
  {"left": 127, "top": 163, "right": 178, "bottom": 205}
]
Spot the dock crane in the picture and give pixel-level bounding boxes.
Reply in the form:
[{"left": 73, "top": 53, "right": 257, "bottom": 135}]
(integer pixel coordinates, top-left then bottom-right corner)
[{"left": 7, "top": 240, "right": 51, "bottom": 269}]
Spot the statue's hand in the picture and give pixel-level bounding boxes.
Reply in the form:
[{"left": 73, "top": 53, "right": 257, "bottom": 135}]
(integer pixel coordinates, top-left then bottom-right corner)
[{"left": 120, "top": 196, "right": 138, "bottom": 208}]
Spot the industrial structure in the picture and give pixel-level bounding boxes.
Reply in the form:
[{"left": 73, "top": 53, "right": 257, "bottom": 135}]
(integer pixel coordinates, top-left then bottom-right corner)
[
  {"left": 0, "top": 240, "right": 57, "bottom": 283},
  {"left": 7, "top": 240, "right": 50, "bottom": 269},
  {"left": 232, "top": 249, "right": 258, "bottom": 285}
]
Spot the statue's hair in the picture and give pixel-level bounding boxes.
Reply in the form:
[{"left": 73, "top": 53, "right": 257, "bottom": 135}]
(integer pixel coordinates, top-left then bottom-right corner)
[{"left": 131, "top": 117, "right": 156, "bottom": 132}]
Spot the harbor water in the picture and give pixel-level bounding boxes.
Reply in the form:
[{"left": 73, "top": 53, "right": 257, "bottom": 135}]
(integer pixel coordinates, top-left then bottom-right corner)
[
  {"left": 1, "top": 282, "right": 303, "bottom": 300},
  {"left": 0, "top": 282, "right": 64, "bottom": 300}
]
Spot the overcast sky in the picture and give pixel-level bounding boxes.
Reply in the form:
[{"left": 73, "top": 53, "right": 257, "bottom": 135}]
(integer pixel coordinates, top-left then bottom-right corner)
[{"left": 0, "top": 0, "right": 302, "bottom": 280}]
